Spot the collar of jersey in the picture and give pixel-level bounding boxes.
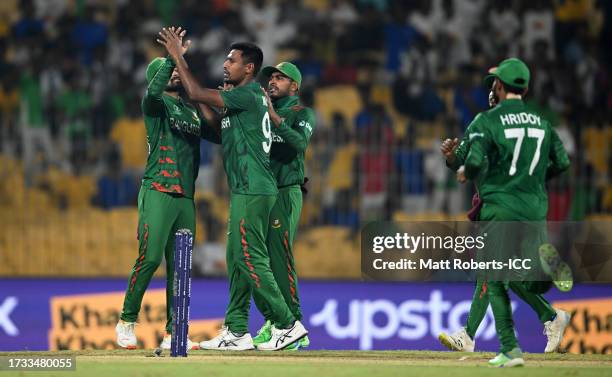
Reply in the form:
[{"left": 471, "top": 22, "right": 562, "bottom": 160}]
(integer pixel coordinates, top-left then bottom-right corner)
[
  {"left": 273, "top": 95, "right": 299, "bottom": 110},
  {"left": 240, "top": 81, "right": 260, "bottom": 90},
  {"left": 499, "top": 98, "right": 523, "bottom": 107}
]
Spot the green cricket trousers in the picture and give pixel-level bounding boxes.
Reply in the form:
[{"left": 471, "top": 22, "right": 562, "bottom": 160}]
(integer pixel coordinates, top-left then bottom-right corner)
[
  {"left": 223, "top": 193, "right": 296, "bottom": 334},
  {"left": 253, "top": 185, "right": 304, "bottom": 322},
  {"left": 121, "top": 187, "right": 195, "bottom": 333}
]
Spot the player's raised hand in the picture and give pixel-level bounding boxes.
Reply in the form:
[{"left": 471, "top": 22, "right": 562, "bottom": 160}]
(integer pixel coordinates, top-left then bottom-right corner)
[
  {"left": 169, "top": 26, "right": 192, "bottom": 55},
  {"left": 261, "top": 87, "right": 283, "bottom": 127},
  {"left": 156, "top": 27, "right": 184, "bottom": 59},
  {"left": 440, "top": 138, "right": 459, "bottom": 157},
  {"left": 261, "top": 87, "right": 273, "bottom": 110}
]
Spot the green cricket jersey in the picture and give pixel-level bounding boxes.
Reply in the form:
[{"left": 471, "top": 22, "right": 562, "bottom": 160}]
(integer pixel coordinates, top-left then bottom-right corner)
[
  {"left": 141, "top": 58, "right": 218, "bottom": 198},
  {"left": 270, "top": 95, "right": 315, "bottom": 187},
  {"left": 460, "top": 98, "right": 570, "bottom": 220},
  {"left": 219, "top": 81, "right": 278, "bottom": 195}
]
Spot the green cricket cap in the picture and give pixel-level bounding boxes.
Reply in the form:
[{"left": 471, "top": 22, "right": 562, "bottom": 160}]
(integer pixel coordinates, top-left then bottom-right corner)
[
  {"left": 261, "top": 62, "right": 302, "bottom": 88},
  {"left": 484, "top": 58, "right": 530, "bottom": 89},
  {"left": 146, "top": 57, "right": 166, "bottom": 83}
]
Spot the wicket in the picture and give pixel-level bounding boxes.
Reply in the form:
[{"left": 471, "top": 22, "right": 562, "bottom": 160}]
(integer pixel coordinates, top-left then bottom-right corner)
[{"left": 171, "top": 229, "right": 193, "bottom": 357}]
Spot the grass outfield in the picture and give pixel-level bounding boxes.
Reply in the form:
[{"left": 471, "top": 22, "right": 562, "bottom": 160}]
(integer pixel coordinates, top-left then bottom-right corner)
[{"left": 1, "top": 350, "right": 611, "bottom": 377}]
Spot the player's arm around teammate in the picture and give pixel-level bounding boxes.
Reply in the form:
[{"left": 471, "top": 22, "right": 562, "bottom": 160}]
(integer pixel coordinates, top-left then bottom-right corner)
[
  {"left": 157, "top": 28, "right": 309, "bottom": 351},
  {"left": 250, "top": 63, "right": 315, "bottom": 350}
]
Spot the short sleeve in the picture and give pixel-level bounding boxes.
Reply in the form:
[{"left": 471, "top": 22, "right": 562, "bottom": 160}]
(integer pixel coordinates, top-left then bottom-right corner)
[{"left": 219, "top": 86, "right": 254, "bottom": 111}]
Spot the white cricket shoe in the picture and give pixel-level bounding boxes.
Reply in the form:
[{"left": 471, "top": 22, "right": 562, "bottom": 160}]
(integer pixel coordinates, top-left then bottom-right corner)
[
  {"left": 544, "top": 309, "right": 571, "bottom": 353},
  {"left": 159, "top": 333, "right": 200, "bottom": 350},
  {"left": 257, "top": 321, "right": 308, "bottom": 351},
  {"left": 438, "top": 328, "right": 475, "bottom": 352},
  {"left": 116, "top": 321, "right": 137, "bottom": 349},
  {"left": 199, "top": 327, "right": 255, "bottom": 351}
]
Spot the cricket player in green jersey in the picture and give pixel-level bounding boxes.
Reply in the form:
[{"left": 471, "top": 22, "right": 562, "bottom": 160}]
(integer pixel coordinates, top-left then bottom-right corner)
[
  {"left": 116, "top": 28, "right": 221, "bottom": 350},
  {"left": 157, "top": 28, "right": 308, "bottom": 351},
  {"left": 441, "top": 58, "right": 571, "bottom": 367},
  {"left": 249, "top": 62, "right": 315, "bottom": 350},
  {"left": 438, "top": 61, "right": 572, "bottom": 356}
]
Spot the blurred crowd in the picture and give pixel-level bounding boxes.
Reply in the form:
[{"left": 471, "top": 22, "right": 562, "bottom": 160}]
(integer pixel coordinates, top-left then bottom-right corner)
[{"left": 1, "top": 0, "right": 611, "bottom": 240}]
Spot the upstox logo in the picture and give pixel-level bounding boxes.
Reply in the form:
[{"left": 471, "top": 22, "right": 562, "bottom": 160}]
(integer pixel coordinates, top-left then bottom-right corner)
[{"left": 309, "top": 291, "right": 515, "bottom": 350}]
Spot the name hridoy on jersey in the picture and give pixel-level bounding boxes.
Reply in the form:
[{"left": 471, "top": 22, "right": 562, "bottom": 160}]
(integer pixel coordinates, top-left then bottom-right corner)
[{"left": 500, "top": 112, "right": 542, "bottom": 126}]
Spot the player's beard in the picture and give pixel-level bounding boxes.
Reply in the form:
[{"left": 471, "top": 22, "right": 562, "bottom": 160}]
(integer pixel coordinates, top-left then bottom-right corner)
[
  {"left": 224, "top": 77, "right": 241, "bottom": 86},
  {"left": 268, "top": 85, "right": 288, "bottom": 100},
  {"left": 166, "top": 83, "right": 182, "bottom": 93}
]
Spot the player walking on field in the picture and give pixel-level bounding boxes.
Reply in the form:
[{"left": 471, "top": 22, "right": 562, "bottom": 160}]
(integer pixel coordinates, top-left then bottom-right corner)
[
  {"left": 438, "top": 60, "right": 572, "bottom": 356},
  {"left": 439, "top": 58, "right": 570, "bottom": 367},
  {"left": 157, "top": 28, "right": 308, "bottom": 351},
  {"left": 249, "top": 62, "right": 315, "bottom": 350},
  {"left": 116, "top": 28, "right": 220, "bottom": 350}
]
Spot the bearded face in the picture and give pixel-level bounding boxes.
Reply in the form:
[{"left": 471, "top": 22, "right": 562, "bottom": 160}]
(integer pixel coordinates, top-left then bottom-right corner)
[{"left": 166, "top": 68, "right": 182, "bottom": 92}]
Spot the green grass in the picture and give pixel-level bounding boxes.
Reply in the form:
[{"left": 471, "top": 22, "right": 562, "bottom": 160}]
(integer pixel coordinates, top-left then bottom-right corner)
[{"left": 1, "top": 350, "right": 611, "bottom": 377}]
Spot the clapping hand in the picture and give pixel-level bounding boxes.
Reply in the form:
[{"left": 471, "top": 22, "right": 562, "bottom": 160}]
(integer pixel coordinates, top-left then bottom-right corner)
[{"left": 157, "top": 27, "right": 191, "bottom": 59}]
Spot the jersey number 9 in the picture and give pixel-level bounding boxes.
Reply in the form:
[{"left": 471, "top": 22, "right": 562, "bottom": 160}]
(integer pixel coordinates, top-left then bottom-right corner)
[{"left": 262, "top": 112, "right": 272, "bottom": 153}]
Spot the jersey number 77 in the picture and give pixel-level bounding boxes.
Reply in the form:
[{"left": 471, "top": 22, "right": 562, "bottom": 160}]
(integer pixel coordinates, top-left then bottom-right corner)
[{"left": 504, "top": 127, "right": 545, "bottom": 176}]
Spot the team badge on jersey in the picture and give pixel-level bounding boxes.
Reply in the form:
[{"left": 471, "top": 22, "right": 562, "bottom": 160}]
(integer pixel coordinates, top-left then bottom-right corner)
[{"left": 272, "top": 219, "right": 281, "bottom": 228}]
